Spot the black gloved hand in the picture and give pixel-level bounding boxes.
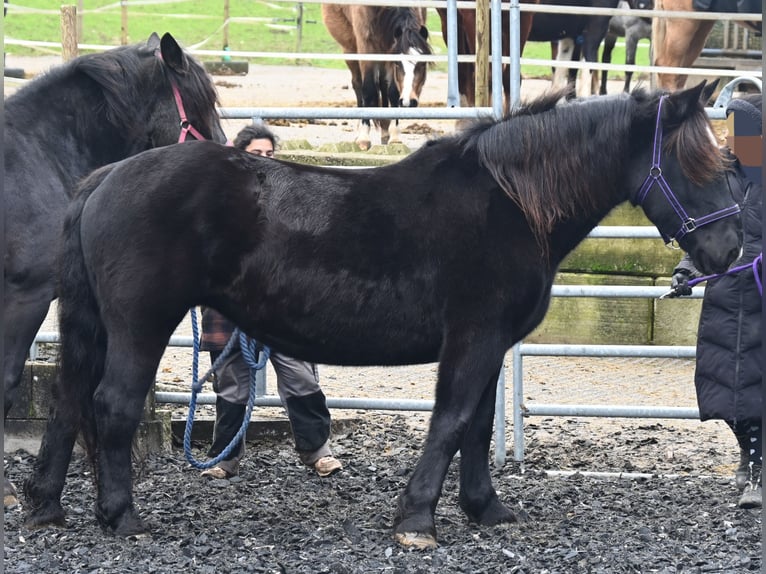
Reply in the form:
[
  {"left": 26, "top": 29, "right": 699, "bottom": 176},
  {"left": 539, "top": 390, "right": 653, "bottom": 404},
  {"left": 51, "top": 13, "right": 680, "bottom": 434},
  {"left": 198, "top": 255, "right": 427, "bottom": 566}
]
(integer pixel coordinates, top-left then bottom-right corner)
[{"left": 668, "top": 269, "right": 693, "bottom": 298}]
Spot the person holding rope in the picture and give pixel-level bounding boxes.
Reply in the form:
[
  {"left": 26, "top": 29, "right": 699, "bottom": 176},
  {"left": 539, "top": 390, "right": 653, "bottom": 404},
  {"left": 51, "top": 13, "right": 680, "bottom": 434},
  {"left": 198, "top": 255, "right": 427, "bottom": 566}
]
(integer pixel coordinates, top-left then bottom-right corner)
[
  {"left": 199, "top": 123, "right": 343, "bottom": 480},
  {"left": 667, "top": 93, "right": 762, "bottom": 509}
]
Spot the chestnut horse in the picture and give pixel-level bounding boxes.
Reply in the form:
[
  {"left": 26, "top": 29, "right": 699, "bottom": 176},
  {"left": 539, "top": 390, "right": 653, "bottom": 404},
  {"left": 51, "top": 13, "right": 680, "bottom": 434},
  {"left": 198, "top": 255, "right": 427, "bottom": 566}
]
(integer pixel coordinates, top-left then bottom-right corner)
[
  {"left": 652, "top": 0, "right": 761, "bottom": 90},
  {"left": 322, "top": 4, "right": 431, "bottom": 150},
  {"left": 436, "top": 0, "right": 539, "bottom": 113}
]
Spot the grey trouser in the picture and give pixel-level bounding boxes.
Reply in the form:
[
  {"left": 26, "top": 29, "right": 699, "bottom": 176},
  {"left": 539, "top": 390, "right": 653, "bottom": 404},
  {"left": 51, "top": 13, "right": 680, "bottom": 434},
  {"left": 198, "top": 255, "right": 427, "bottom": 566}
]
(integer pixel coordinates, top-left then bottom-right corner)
[{"left": 211, "top": 348, "right": 333, "bottom": 465}]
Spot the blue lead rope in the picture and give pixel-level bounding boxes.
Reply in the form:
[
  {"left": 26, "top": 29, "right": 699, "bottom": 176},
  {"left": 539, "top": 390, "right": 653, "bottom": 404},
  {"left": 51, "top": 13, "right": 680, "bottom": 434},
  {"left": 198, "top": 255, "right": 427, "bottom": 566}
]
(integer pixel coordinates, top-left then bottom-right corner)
[{"left": 183, "top": 307, "right": 270, "bottom": 469}]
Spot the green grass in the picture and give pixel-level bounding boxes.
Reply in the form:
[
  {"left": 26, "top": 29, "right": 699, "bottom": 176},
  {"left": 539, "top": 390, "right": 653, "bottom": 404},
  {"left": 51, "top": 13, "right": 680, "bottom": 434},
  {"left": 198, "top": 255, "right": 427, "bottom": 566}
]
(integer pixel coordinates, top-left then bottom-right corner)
[{"left": 4, "top": 0, "right": 650, "bottom": 79}]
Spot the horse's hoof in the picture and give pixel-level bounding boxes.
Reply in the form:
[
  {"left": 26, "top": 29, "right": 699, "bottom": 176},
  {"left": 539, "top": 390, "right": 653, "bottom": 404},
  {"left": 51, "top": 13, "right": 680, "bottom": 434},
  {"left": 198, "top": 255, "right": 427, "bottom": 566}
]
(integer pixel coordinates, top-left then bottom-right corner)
[
  {"left": 356, "top": 140, "right": 371, "bottom": 151},
  {"left": 24, "top": 505, "right": 67, "bottom": 529},
  {"left": 110, "top": 510, "right": 151, "bottom": 538},
  {"left": 381, "top": 136, "right": 391, "bottom": 145},
  {"left": 4, "top": 479, "right": 19, "bottom": 509},
  {"left": 126, "top": 531, "right": 153, "bottom": 541},
  {"left": 4, "top": 493, "right": 19, "bottom": 509},
  {"left": 394, "top": 531, "right": 438, "bottom": 550}
]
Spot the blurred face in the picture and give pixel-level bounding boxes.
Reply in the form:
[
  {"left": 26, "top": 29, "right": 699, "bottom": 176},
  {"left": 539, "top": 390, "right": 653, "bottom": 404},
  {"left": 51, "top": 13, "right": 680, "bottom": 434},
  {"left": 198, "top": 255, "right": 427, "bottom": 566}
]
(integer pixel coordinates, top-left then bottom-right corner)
[{"left": 245, "top": 138, "right": 274, "bottom": 157}]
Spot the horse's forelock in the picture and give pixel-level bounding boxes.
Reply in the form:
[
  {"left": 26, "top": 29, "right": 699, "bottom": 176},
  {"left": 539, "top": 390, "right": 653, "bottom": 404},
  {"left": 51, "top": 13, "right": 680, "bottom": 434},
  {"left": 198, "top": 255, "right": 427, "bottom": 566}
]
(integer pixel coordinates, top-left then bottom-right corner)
[
  {"left": 663, "top": 106, "right": 726, "bottom": 186},
  {"left": 386, "top": 8, "right": 432, "bottom": 55},
  {"left": 164, "top": 54, "right": 220, "bottom": 133}
]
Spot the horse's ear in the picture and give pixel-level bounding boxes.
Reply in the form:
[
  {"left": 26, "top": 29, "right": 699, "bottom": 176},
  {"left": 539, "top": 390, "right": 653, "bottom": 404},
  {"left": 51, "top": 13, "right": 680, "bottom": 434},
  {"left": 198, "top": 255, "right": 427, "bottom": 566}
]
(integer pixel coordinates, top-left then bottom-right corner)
[
  {"left": 147, "top": 32, "right": 161, "bottom": 50},
  {"left": 664, "top": 81, "right": 709, "bottom": 120},
  {"left": 419, "top": 25, "right": 429, "bottom": 41},
  {"left": 701, "top": 78, "right": 720, "bottom": 104},
  {"left": 160, "top": 32, "right": 190, "bottom": 73}
]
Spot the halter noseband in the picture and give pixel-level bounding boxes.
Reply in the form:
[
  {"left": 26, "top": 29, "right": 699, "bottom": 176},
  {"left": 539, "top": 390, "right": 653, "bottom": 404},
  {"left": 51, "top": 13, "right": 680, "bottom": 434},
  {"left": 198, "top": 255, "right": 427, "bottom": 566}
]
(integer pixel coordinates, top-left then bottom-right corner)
[
  {"left": 635, "top": 95, "right": 741, "bottom": 247},
  {"left": 155, "top": 49, "right": 208, "bottom": 143}
]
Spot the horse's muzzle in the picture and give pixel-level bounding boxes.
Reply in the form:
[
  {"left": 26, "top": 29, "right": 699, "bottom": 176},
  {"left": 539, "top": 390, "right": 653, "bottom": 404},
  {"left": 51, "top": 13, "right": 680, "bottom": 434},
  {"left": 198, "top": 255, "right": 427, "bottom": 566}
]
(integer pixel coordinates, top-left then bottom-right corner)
[{"left": 400, "top": 99, "right": 418, "bottom": 108}]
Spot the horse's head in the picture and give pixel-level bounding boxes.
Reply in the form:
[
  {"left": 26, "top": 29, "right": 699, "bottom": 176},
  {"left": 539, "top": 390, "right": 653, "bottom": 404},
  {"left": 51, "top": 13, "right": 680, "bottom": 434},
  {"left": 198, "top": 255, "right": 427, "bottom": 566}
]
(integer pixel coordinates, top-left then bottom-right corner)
[
  {"left": 630, "top": 81, "right": 743, "bottom": 275},
  {"left": 389, "top": 16, "right": 431, "bottom": 108},
  {"left": 146, "top": 32, "right": 227, "bottom": 146},
  {"left": 75, "top": 32, "right": 226, "bottom": 155}
]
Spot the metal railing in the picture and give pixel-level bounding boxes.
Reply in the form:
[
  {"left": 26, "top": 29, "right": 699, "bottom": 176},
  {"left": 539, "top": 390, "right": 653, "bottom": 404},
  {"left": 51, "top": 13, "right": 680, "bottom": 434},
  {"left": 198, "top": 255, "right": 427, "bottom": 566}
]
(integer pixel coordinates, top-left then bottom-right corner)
[{"left": 31, "top": 226, "right": 706, "bottom": 467}]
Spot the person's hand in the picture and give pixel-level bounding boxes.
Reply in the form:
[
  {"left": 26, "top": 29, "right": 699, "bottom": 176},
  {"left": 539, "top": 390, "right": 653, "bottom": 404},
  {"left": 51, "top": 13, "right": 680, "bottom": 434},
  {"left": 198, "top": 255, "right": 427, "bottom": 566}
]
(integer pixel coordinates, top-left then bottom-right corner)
[{"left": 667, "top": 269, "right": 693, "bottom": 298}]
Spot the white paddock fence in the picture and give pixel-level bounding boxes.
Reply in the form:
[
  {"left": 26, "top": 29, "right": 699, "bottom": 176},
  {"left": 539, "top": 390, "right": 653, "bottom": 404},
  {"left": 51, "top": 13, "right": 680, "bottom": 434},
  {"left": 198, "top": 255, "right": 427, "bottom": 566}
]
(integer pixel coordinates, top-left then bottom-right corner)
[{"left": 5, "top": 1, "right": 762, "bottom": 120}]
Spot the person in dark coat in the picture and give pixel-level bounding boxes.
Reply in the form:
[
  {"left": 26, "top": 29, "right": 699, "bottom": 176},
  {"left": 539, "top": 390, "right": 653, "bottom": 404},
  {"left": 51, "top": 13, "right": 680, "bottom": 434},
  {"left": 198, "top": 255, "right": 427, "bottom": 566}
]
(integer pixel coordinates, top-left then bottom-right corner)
[{"left": 669, "top": 93, "right": 762, "bottom": 508}]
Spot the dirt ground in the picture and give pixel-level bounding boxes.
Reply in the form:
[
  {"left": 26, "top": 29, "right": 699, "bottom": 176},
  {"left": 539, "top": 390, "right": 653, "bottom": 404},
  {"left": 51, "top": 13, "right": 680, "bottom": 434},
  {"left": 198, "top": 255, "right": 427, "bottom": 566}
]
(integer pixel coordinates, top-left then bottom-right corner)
[{"left": 4, "top": 57, "right": 763, "bottom": 573}]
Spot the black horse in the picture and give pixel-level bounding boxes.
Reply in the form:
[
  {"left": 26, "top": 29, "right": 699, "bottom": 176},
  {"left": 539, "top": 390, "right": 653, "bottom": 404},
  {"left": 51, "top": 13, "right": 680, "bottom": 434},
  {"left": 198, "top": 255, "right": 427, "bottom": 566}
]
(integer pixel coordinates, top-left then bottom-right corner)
[
  {"left": 25, "top": 82, "right": 741, "bottom": 548},
  {"left": 3, "top": 32, "right": 226, "bottom": 506},
  {"left": 527, "top": 0, "right": 621, "bottom": 97}
]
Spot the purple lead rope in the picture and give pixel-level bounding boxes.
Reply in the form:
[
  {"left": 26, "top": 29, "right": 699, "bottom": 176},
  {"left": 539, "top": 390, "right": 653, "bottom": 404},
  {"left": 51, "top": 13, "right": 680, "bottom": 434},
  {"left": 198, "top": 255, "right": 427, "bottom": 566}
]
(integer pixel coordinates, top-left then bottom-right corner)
[{"left": 688, "top": 252, "right": 763, "bottom": 296}]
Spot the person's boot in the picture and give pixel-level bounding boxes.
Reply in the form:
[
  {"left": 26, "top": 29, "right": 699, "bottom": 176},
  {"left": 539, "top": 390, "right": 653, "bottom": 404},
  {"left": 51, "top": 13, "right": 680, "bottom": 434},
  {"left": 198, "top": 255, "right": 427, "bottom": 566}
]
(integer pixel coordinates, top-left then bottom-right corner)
[
  {"left": 738, "top": 464, "right": 762, "bottom": 509},
  {"left": 201, "top": 397, "right": 245, "bottom": 479},
  {"left": 735, "top": 443, "right": 750, "bottom": 490}
]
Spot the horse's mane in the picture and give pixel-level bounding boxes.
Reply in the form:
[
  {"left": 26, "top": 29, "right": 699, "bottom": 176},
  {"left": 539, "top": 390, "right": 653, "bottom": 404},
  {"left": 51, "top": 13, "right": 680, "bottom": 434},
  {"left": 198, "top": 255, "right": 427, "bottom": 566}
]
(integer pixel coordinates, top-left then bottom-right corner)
[
  {"left": 455, "top": 87, "right": 724, "bottom": 246},
  {"left": 50, "top": 40, "right": 219, "bottom": 134}
]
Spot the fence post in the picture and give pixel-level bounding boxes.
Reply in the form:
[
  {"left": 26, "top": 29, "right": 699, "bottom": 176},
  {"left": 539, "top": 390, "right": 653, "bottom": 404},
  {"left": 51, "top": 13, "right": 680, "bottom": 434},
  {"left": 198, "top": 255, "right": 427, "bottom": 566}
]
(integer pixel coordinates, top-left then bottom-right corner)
[
  {"left": 77, "top": 0, "right": 83, "bottom": 43},
  {"left": 223, "top": 0, "right": 230, "bottom": 51},
  {"left": 475, "top": 0, "right": 490, "bottom": 107},
  {"left": 60, "top": 5, "right": 78, "bottom": 61},
  {"left": 121, "top": 0, "right": 128, "bottom": 45}
]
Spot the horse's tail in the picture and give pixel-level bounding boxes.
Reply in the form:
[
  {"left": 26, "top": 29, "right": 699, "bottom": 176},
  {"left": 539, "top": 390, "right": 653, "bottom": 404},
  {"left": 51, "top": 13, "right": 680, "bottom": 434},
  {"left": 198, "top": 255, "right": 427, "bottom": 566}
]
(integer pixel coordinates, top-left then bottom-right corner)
[{"left": 56, "top": 165, "right": 114, "bottom": 461}]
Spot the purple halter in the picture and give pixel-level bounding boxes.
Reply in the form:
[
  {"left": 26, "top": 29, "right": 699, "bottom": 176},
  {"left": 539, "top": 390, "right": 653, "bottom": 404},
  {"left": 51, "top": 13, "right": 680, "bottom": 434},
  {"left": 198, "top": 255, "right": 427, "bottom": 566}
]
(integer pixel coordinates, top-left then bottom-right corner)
[{"left": 635, "top": 95, "right": 741, "bottom": 246}]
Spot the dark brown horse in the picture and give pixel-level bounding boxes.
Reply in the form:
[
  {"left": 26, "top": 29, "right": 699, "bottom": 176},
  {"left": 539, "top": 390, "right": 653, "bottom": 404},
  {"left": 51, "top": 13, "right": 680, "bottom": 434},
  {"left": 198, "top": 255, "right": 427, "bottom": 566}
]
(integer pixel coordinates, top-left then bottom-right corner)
[
  {"left": 436, "top": 0, "right": 540, "bottom": 113},
  {"left": 652, "top": 0, "right": 761, "bottom": 90},
  {"left": 322, "top": 4, "right": 431, "bottom": 150}
]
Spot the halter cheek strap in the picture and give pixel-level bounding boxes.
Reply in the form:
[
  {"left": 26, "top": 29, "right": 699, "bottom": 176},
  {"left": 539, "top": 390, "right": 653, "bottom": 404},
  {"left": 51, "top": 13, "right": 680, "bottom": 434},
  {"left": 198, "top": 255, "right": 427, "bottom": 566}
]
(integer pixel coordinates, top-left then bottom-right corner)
[
  {"left": 171, "top": 82, "right": 207, "bottom": 143},
  {"left": 155, "top": 49, "right": 208, "bottom": 143},
  {"left": 636, "top": 95, "right": 741, "bottom": 245}
]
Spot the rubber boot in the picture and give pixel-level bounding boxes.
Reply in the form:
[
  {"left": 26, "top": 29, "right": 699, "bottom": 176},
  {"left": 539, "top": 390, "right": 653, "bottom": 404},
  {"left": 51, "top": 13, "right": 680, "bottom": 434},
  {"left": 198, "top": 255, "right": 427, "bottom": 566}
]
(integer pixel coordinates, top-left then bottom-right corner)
[
  {"left": 202, "top": 397, "right": 246, "bottom": 478},
  {"left": 734, "top": 435, "right": 750, "bottom": 490},
  {"left": 738, "top": 464, "right": 762, "bottom": 509}
]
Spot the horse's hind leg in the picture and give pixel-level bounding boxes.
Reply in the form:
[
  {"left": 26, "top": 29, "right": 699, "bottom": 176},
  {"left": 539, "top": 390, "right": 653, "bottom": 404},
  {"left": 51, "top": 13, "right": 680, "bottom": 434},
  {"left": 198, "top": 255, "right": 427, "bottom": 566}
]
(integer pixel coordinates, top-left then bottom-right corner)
[
  {"left": 458, "top": 368, "right": 522, "bottom": 526},
  {"left": 92, "top": 334, "right": 166, "bottom": 536}
]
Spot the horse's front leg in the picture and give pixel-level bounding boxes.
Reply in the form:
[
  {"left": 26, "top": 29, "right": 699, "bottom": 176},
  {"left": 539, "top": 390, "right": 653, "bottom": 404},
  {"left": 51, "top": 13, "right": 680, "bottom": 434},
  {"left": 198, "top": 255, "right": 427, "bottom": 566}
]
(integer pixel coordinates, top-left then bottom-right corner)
[
  {"left": 384, "top": 72, "right": 400, "bottom": 145},
  {"left": 394, "top": 332, "right": 509, "bottom": 549},
  {"left": 458, "top": 368, "right": 522, "bottom": 526},
  {"left": 23, "top": 388, "right": 82, "bottom": 528},
  {"left": 552, "top": 38, "right": 575, "bottom": 91},
  {"left": 355, "top": 62, "right": 380, "bottom": 151},
  {"left": 91, "top": 336, "right": 162, "bottom": 537}
]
